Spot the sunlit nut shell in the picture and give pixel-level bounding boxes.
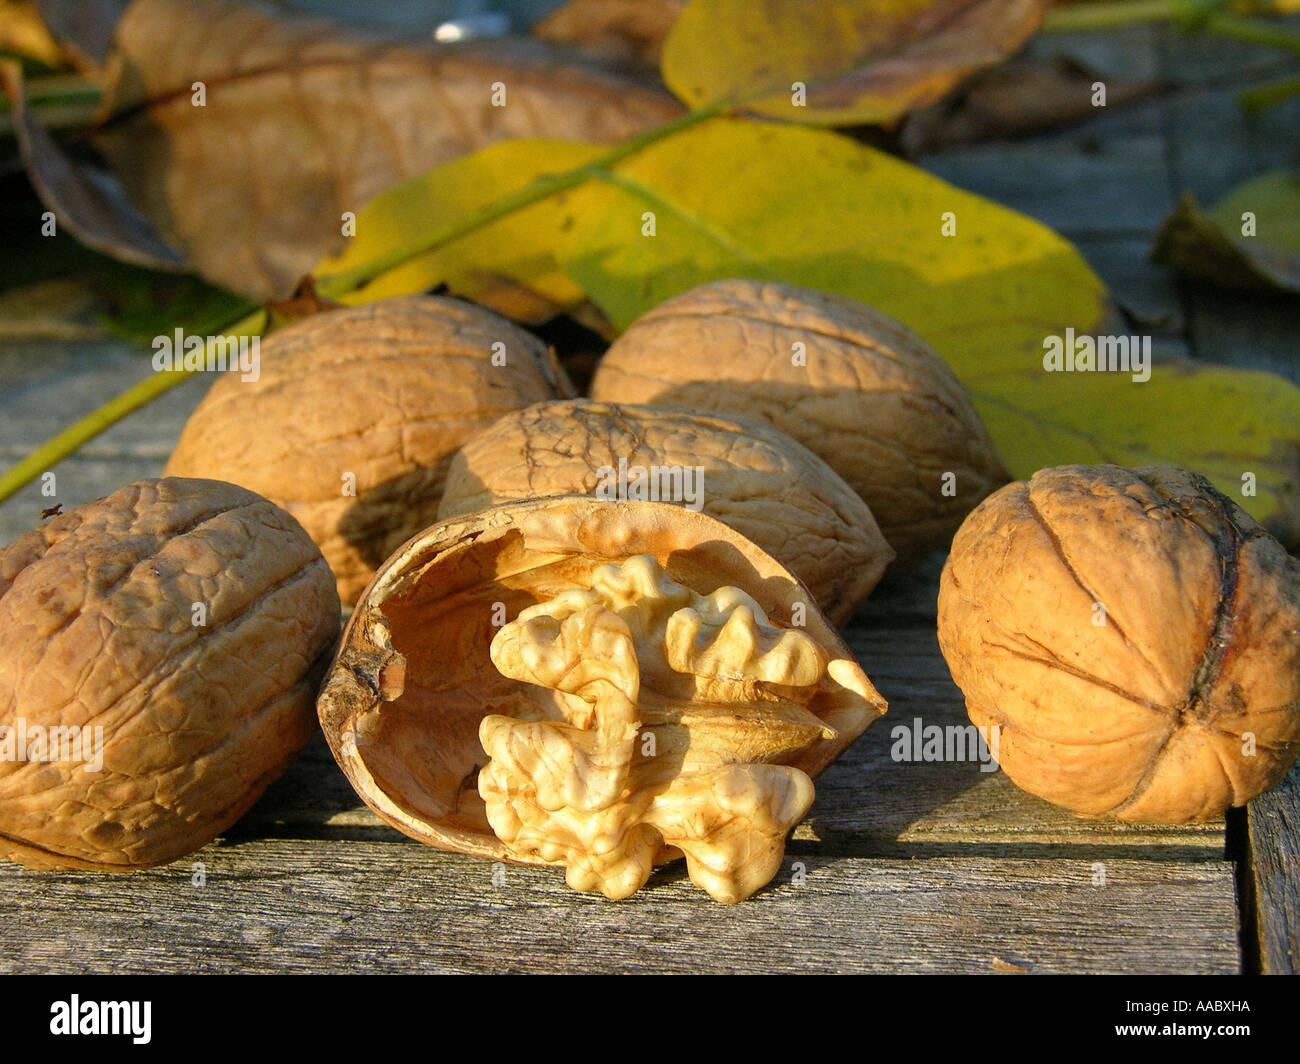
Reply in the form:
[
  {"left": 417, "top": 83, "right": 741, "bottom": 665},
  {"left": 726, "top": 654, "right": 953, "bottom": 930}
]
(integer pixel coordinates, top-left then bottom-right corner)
[
  {"left": 937, "top": 464, "right": 1300, "bottom": 823},
  {"left": 0, "top": 477, "right": 340, "bottom": 870},
  {"left": 317, "top": 497, "right": 885, "bottom": 901},
  {"left": 590, "top": 279, "right": 1010, "bottom": 562},
  {"left": 437, "top": 398, "right": 895, "bottom": 624},
  {"left": 165, "top": 295, "right": 569, "bottom": 603}
]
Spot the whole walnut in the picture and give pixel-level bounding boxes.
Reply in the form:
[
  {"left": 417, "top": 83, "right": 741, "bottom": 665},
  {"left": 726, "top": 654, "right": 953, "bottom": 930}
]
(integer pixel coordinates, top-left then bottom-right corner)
[
  {"left": 590, "top": 279, "right": 1009, "bottom": 562},
  {"left": 318, "top": 497, "right": 886, "bottom": 902},
  {"left": 166, "top": 295, "right": 568, "bottom": 603},
  {"left": 938, "top": 465, "right": 1300, "bottom": 822},
  {"left": 437, "top": 399, "right": 894, "bottom": 624},
  {"left": 0, "top": 478, "right": 340, "bottom": 870}
]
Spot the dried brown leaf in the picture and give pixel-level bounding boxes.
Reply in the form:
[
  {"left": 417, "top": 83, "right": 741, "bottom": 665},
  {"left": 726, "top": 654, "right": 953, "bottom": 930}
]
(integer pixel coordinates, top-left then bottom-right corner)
[
  {"left": 85, "top": 0, "right": 682, "bottom": 301},
  {"left": 533, "top": 0, "right": 686, "bottom": 67},
  {"left": 662, "top": 0, "right": 1048, "bottom": 127},
  {"left": 900, "top": 53, "right": 1159, "bottom": 154},
  {"left": 0, "top": 59, "right": 186, "bottom": 271}
]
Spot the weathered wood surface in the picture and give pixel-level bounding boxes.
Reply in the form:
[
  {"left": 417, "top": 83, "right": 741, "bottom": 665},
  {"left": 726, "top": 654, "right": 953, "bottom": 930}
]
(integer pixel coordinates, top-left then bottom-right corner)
[
  {"left": 1248, "top": 766, "right": 1300, "bottom": 975},
  {"left": 1, "top": 18, "right": 1297, "bottom": 973},
  {"left": 0, "top": 840, "right": 1239, "bottom": 974}
]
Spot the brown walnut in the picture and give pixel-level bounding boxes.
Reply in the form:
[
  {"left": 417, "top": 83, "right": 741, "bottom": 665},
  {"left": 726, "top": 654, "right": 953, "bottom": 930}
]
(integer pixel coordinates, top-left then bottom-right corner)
[
  {"left": 317, "top": 497, "right": 886, "bottom": 902},
  {"left": 437, "top": 398, "right": 895, "bottom": 624},
  {"left": 0, "top": 477, "right": 340, "bottom": 869},
  {"left": 937, "top": 464, "right": 1300, "bottom": 822},
  {"left": 589, "top": 279, "right": 1009, "bottom": 562},
  {"left": 165, "top": 294, "right": 569, "bottom": 603}
]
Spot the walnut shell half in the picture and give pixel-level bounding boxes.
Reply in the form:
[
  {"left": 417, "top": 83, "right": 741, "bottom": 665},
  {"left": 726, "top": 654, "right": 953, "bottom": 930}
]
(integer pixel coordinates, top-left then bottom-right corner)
[
  {"left": 937, "top": 465, "right": 1300, "bottom": 822},
  {"left": 0, "top": 478, "right": 340, "bottom": 870},
  {"left": 317, "top": 497, "right": 885, "bottom": 901},
  {"left": 437, "top": 398, "right": 894, "bottom": 624},
  {"left": 590, "top": 279, "right": 1010, "bottom": 562},
  {"left": 165, "top": 295, "right": 569, "bottom": 604}
]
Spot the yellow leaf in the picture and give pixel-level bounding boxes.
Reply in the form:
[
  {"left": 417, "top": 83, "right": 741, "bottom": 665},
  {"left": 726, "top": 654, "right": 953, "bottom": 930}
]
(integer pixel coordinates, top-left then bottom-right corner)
[
  {"left": 661, "top": 0, "right": 1047, "bottom": 125},
  {"left": 0, "top": 1, "right": 64, "bottom": 69},
  {"left": 315, "top": 139, "right": 603, "bottom": 322},
  {"left": 314, "top": 116, "right": 1300, "bottom": 544},
  {"left": 554, "top": 119, "right": 1300, "bottom": 545}
]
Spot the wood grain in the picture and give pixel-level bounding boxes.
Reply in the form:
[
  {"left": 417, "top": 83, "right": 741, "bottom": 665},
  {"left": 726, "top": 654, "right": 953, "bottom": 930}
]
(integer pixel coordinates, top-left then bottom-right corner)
[
  {"left": 0, "top": 838, "right": 1239, "bottom": 974},
  {"left": 1247, "top": 764, "right": 1300, "bottom": 974}
]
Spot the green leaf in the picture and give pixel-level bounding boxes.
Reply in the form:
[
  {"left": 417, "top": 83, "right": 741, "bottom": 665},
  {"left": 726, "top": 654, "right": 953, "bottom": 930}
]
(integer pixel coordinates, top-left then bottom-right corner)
[
  {"left": 660, "top": 0, "right": 1047, "bottom": 125},
  {"left": 1152, "top": 171, "right": 1300, "bottom": 295}
]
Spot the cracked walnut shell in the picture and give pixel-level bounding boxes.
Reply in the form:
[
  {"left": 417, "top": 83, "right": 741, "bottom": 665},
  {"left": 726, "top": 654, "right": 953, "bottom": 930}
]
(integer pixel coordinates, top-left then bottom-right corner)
[
  {"left": 165, "top": 294, "right": 568, "bottom": 604},
  {"left": 937, "top": 465, "right": 1300, "bottom": 822},
  {"left": 437, "top": 398, "right": 894, "bottom": 624},
  {"left": 590, "top": 279, "right": 1009, "bottom": 562},
  {"left": 317, "top": 497, "right": 885, "bottom": 901},
  {"left": 0, "top": 477, "right": 340, "bottom": 869}
]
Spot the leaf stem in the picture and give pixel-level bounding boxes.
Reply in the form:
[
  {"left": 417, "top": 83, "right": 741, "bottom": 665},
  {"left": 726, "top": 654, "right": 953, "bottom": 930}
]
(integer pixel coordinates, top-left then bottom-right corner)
[
  {"left": 2, "top": 104, "right": 733, "bottom": 506},
  {"left": 1239, "top": 72, "right": 1300, "bottom": 111},
  {"left": 314, "top": 101, "right": 729, "bottom": 297},
  {"left": 1043, "top": 0, "right": 1184, "bottom": 31},
  {"left": 1044, "top": 0, "right": 1300, "bottom": 54},
  {"left": 1209, "top": 12, "right": 1300, "bottom": 54},
  {"left": 0, "top": 309, "right": 266, "bottom": 505}
]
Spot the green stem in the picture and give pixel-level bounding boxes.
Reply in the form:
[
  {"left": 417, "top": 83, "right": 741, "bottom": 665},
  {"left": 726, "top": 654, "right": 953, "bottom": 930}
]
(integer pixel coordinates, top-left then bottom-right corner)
[
  {"left": 0, "top": 309, "right": 266, "bottom": 505},
  {"left": 2, "top": 103, "right": 732, "bottom": 506},
  {"left": 1239, "top": 72, "right": 1300, "bottom": 111},
  {"left": 0, "top": 73, "right": 101, "bottom": 114},
  {"left": 1043, "top": 0, "right": 1184, "bottom": 31},
  {"left": 0, "top": 72, "right": 102, "bottom": 134},
  {"left": 1045, "top": 1, "right": 1300, "bottom": 54},
  {"left": 1209, "top": 12, "right": 1300, "bottom": 54},
  {"left": 314, "top": 101, "right": 729, "bottom": 298}
]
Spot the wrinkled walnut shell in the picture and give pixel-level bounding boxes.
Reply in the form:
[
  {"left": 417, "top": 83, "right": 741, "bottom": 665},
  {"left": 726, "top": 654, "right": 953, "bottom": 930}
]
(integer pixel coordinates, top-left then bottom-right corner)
[
  {"left": 318, "top": 497, "right": 885, "bottom": 900},
  {"left": 437, "top": 398, "right": 894, "bottom": 624},
  {"left": 590, "top": 279, "right": 1009, "bottom": 562},
  {"left": 166, "top": 295, "right": 568, "bottom": 603},
  {"left": 937, "top": 465, "right": 1300, "bottom": 822},
  {"left": 0, "top": 477, "right": 340, "bottom": 870}
]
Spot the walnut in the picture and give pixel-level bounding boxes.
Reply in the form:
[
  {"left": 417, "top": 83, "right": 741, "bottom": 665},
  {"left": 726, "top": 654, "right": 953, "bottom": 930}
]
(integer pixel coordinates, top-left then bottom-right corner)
[
  {"left": 438, "top": 398, "right": 894, "bottom": 624},
  {"left": 165, "top": 295, "right": 569, "bottom": 603},
  {"left": 317, "top": 497, "right": 886, "bottom": 901},
  {"left": 937, "top": 465, "right": 1300, "bottom": 822},
  {"left": 0, "top": 478, "right": 340, "bottom": 869},
  {"left": 589, "top": 279, "right": 1009, "bottom": 562}
]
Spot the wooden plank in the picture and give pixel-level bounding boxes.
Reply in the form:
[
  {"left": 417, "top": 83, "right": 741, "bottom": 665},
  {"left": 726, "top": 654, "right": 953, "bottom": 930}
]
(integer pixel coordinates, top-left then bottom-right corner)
[
  {"left": 920, "top": 120, "right": 1173, "bottom": 238},
  {"left": 1072, "top": 234, "right": 1185, "bottom": 335},
  {"left": 1185, "top": 291, "right": 1300, "bottom": 385},
  {"left": 0, "top": 457, "right": 177, "bottom": 547},
  {"left": 1164, "top": 81, "right": 1300, "bottom": 207},
  {"left": 1158, "top": 20, "right": 1300, "bottom": 92},
  {"left": 0, "top": 340, "right": 212, "bottom": 547},
  {"left": 1247, "top": 763, "right": 1300, "bottom": 974},
  {"left": 1032, "top": 26, "right": 1160, "bottom": 83},
  {"left": 0, "top": 838, "right": 1240, "bottom": 974},
  {"left": 0, "top": 339, "right": 210, "bottom": 457},
  {"left": 1156, "top": 78, "right": 1300, "bottom": 382}
]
